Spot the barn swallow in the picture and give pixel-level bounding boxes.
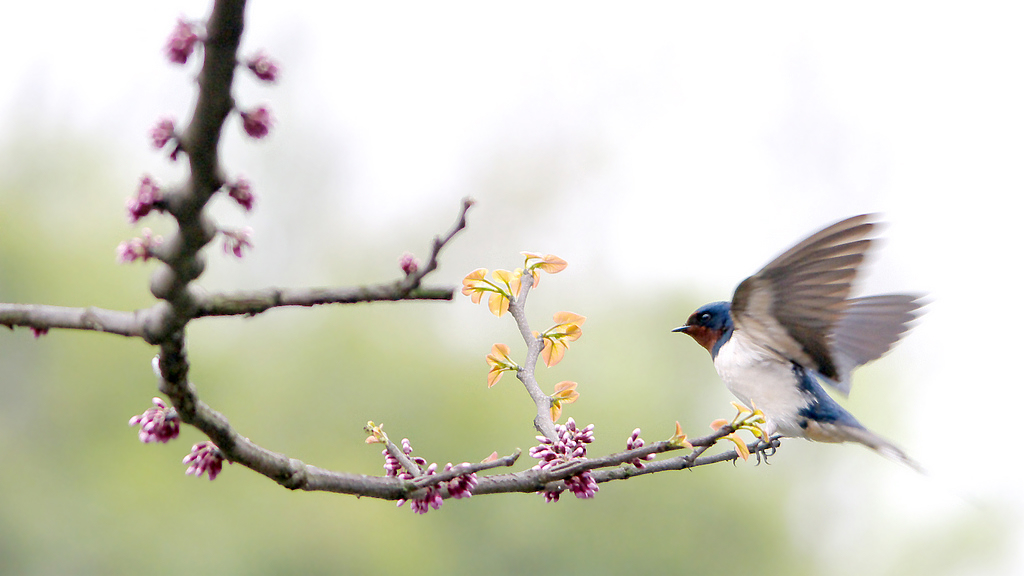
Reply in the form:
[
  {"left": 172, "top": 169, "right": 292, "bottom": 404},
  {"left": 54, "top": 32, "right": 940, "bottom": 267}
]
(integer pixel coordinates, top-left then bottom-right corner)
[{"left": 674, "top": 214, "right": 923, "bottom": 470}]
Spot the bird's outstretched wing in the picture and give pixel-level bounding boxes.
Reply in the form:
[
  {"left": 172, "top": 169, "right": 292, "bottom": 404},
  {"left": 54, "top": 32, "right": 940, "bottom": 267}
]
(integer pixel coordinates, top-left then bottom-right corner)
[
  {"left": 828, "top": 294, "right": 922, "bottom": 394},
  {"left": 730, "top": 214, "right": 921, "bottom": 394}
]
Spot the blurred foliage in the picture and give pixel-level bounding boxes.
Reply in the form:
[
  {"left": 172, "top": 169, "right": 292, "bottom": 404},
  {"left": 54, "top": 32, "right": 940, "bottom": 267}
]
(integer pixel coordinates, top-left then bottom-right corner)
[{"left": 0, "top": 130, "right": 1007, "bottom": 576}]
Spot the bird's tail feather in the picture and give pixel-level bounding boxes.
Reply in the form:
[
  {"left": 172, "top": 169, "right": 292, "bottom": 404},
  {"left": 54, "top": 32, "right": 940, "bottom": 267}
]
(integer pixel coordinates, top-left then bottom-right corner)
[{"left": 843, "top": 426, "right": 925, "bottom": 474}]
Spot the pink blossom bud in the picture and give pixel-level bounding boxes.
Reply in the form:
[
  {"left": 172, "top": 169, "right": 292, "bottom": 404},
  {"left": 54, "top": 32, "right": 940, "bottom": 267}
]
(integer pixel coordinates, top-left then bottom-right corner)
[
  {"left": 165, "top": 18, "right": 199, "bottom": 64},
  {"left": 246, "top": 52, "right": 279, "bottom": 82},
  {"left": 183, "top": 441, "right": 227, "bottom": 480},
  {"left": 126, "top": 176, "right": 162, "bottom": 223},
  {"left": 117, "top": 229, "right": 162, "bottom": 264},
  {"left": 129, "top": 397, "right": 180, "bottom": 443},
  {"left": 227, "top": 177, "right": 255, "bottom": 212},
  {"left": 150, "top": 118, "right": 176, "bottom": 149},
  {"left": 221, "top": 228, "right": 253, "bottom": 258},
  {"left": 399, "top": 252, "right": 420, "bottom": 275},
  {"left": 240, "top": 106, "right": 273, "bottom": 139}
]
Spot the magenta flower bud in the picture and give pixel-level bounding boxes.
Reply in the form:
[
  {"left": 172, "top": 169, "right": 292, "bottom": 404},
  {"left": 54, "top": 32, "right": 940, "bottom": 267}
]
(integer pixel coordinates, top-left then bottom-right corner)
[
  {"left": 221, "top": 227, "right": 253, "bottom": 258},
  {"left": 183, "top": 441, "right": 227, "bottom": 480},
  {"left": 240, "top": 106, "right": 273, "bottom": 139},
  {"left": 129, "top": 397, "right": 180, "bottom": 443},
  {"left": 382, "top": 449, "right": 402, "bottom": 477},
  {"left": 116, "top": 240, "right": 141, "bottom": 264},
  {"left": 227, "top": 177, "right": 256, "bottom": 212},
  {"left": 126, "top": 175, "right": 162, "bottom": 223},
  {"left": 531, "top": 419, "right": 599, "bottom": 501},
  {"left": 410, "top": 488, "right": 443, "bottom": 514},
  {"left": 150, "top": 118, "right": 175, "bottom": 149},
  {"left": 565, "top": 471, "right": 599, "bottom": 499},
  {"left": 399, "top": 252, "right": 420, "bottom": 275},
  {"left": 117, "top": 229, "right": 162, "bottom": 264},
  {"left": 165, "top": 18, "right": 199, "bottom": 64},
  {"left": 30, "top": 326, "right": 49, "bottom": 338},
  {"left": 409, "top": 465, "right": 445, "bottom": 514},
  {"left": 444, "top": 463, "right": 478, "bottom": 499},
  {"left": 625, "top": 427, "right": 656, "bottom": 468},
  {"left": 246, "top": 51, "right": 279, "bottom": 82},
  {"left": 626, "top": 428, "right": 642, "bottom": 449}
]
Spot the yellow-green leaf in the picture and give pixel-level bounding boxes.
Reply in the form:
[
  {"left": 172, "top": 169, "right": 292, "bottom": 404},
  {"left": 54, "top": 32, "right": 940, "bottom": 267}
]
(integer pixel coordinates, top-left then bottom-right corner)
[
  {"left": 669, "top": 421, "right": 693, "bottom": 449},
  {"left": 725, "top": 433, "right": 750, "bottom": 461},
  {"left": 488, "top": 291, "right": 510, "bottom": 317}
]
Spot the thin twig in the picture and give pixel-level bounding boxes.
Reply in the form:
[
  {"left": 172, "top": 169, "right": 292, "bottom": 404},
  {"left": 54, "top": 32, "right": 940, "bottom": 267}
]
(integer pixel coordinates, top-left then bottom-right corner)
[
  {"left": 411, "top": 449, "right": 521, "bottom": 489},
  {"left": 383, "top": 437, "right": 423, "bottom": 478},
  {"left": 505, "top": 279, "right": 560, "bottom": 441},
  {"left": 403, "top": 197, "right": 474, "bottom": 290},
  {"left": 193, "top": 285, "right": 454, "bottom": 318}
]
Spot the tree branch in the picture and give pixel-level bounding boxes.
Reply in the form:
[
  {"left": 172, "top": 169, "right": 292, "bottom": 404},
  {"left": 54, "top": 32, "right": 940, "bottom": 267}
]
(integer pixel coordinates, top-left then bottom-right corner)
[
  {"left": 193, "top": 285, "right": 453, "bottom": 318},
  {"left": 191, "top": 198, "right": 475, "bottom": 318},
  {"left": 0, "top": 304, "right": 147, "bottom": 338},
  {"left": 505, "top": 279, "right": 560, "bottom": 441},
  {"left": 2, "top": 0, "right": 793, "bottom": 514}
]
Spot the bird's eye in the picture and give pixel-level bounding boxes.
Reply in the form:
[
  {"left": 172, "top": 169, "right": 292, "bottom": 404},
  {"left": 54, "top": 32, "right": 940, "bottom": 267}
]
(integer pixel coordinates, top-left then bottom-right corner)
[{"left": 700, "top": 313, "right": 711, "bottom": 323}]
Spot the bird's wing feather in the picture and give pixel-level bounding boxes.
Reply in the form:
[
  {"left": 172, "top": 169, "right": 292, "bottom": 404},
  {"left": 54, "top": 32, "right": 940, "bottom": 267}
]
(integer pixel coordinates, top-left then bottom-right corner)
[
  {"left": 731, "top": 214, "right": 879, "bottom": 383},
  {"left": 824, "top": 294, "right": 924, "bottom": 395}
]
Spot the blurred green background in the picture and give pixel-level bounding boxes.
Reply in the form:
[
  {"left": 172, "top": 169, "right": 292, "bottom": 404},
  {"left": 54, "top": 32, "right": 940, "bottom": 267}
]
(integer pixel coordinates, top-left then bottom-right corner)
[
  {"left": 1, "top": 2, "right": 1020, "bottom": 575},
  {"left": 0, "top": 127, "right": 1007, "bottom": 576}
]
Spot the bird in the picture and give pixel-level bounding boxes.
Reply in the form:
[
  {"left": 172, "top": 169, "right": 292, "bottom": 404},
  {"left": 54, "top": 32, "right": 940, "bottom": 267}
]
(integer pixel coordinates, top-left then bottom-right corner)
[{"left": 674, "top": 214, "right": 924, "bottom": 470}]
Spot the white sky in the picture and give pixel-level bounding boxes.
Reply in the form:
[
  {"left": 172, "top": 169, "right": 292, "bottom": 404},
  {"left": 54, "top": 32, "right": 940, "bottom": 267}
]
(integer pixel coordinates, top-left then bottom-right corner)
[{"left": 4, "top": 1, "right": 1023, "bottom": 572}]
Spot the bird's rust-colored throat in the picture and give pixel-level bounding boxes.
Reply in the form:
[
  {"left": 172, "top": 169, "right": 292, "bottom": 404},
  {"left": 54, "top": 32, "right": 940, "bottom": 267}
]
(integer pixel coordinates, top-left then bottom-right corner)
[{"left": 678, "top": 325, "right": 720, "bottom": 355}]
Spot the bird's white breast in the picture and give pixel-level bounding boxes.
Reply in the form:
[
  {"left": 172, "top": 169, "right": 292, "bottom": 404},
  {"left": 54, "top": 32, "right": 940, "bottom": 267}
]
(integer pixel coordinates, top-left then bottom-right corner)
[{"left": 712, "top": 332, "right": 806, "bottom": 436}]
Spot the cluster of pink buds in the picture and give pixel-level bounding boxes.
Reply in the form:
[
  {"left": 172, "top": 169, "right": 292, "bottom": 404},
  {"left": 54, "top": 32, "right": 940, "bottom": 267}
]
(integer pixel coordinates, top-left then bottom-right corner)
[
  {"left": 150, "top": 118, "right": 175, "bottom": 149},
  {"left": 383, "top": 438, "right": 427, "bottom": 479},
  {"left": 246, "top": 52, "right": 279, "bottom": 82},
  {"left": 399, "top": 252, "right": 420, "bottom": 276},
  {"left": 126, "top": 176, "right": 163, "bottom": 223},
  {"left": 530, "top": 418, "right": 598, "bottom": 502},
  {"left": 149, "top": 118, "right": 183, "bottom": 161},
  {"left": 164, "top": 18, "right": 199, "bottom": 64},
  {"left": 409, "top": 464, "right": 444, "bottom": 514},
  {"left": 226, "top": 177, "right": 256, "bottom": 212},
  {"left": 385, "top": 438, "right": 478, "bottom": 514},
  {"left": 220, "top": 228, "right": 254, "bottom": 258},
  {"left": 183, "top": 441, "right": 228, "bottom": 480},
  {"left": 625, "top": 428, "right": 656, "bottom": 469},
  {"left": 128, "top": 397, "right": 180, "bottom": 443},
  {"left": 443, "top": 463, "right": 478, "bottom": 499},
  {"left": 117, "top": 229, "right": 162, "bottom": 264},
  {"left": 240, "top": 106, "right": 273, "bottom": 139}
]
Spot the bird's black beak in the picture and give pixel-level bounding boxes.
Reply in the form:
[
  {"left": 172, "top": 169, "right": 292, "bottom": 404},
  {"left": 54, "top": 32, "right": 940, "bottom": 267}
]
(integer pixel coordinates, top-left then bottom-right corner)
[{"left": 672, "top": 326, "right": 690, "bottom": 334}]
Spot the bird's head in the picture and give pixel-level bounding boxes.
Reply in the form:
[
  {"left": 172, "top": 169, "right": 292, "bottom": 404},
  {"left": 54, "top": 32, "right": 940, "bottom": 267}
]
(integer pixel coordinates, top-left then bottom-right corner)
[{"left": 673, "top": 301, "right": 733, "bottom": 357}]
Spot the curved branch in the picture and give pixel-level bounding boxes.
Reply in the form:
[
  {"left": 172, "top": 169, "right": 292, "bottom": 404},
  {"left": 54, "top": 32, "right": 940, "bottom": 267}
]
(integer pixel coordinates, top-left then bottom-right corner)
[
  {"left": 156, "top": 391, "right": 779, "bottom": 501},
  {"left": 505, "top": 280, "right": 560, "bottom": 441},
  {"left": 5, "top": 0, "right": 785, "bottom": 512},
  {"left": 191, "top": 198, "right": 474, "bottom": 318},
  {"left": 402, "top": 197, "right": 474, "bottom": 291}
]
